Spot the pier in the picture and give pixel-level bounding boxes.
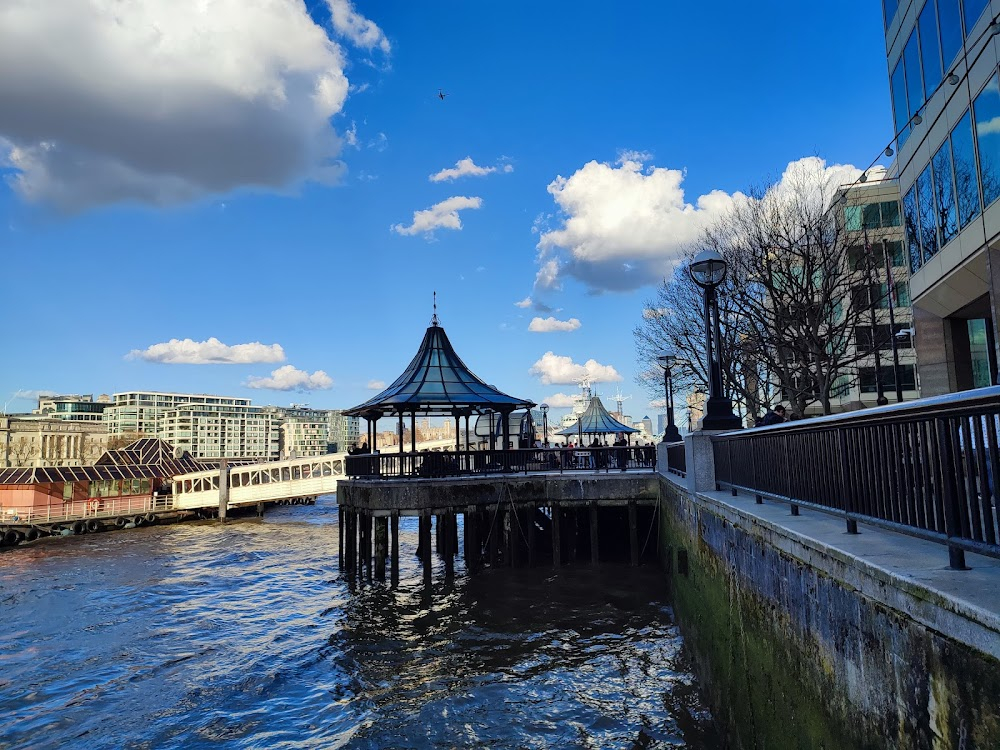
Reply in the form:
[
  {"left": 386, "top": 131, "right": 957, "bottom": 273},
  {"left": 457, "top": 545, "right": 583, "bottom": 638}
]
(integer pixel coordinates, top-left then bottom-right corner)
[{"left": 337, "top": 459, "right": 660, "bottom": 585}]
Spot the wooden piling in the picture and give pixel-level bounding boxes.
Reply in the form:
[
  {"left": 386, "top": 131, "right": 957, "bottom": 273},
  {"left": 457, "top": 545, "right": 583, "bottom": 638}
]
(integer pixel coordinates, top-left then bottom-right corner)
[
  {"left": 552, "top": 503, "right": 562, "bottom": 567},
  {"left": 508, "top": 506, "right": 520, "bottom": 567},
  {"left": 363, "top": 513, "right": 373, "bottom": 580},
  {"left": 390, "top": 514, "right": 399, "bottom": 586},
  {"left": 435, "top": 514, "right": 442, "bottom": 554},
  {"left": 338, "top": 505, "right": 344, "bottom": 570},
  {"left": 628, "top": 501, "right": 639, "bottom": 567},
  {"left": 420, "top": 514, "right": 432, "bottom": 587},
  {"left": 527, "top": 505, "right": 536, "bottom": 567},
  {"left": 590, "top": 503, "right": 599, "bottom": 565},
  {"left": 444, "top": 512, "right": 454, "bottom": 579},
  {"left": 375, "top": 517, "right": 387, "bottom": 582},
  {"left": 488, "top": 506, "right": 499, "bottom": 567}
]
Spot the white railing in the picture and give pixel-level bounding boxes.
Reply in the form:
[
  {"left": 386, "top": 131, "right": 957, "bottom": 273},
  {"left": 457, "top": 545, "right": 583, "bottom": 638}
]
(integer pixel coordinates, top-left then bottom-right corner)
[{"left": 0, "top": 494, "right": 170, "bottom": 526}]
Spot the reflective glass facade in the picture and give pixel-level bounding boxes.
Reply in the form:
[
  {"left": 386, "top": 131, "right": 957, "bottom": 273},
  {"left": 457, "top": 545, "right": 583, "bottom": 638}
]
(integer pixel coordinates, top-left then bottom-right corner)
[{"left": 889, "top": 0, "right": 992, "bottom": 147}]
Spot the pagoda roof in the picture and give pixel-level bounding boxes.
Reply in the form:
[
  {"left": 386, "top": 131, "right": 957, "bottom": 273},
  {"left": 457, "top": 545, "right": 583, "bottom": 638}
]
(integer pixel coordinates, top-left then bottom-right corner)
[
  {"left": 344, "top": 321, "right": 534, "bottom": 418},
  {"left": 557, "top": 396, "right": 639, "bottom": 435}
]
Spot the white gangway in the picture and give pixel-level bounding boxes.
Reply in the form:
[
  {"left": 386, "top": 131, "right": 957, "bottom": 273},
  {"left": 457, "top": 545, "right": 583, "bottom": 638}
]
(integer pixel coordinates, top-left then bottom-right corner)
[{"left": 171, "top": 453, "right": 347, "bottom": 511}]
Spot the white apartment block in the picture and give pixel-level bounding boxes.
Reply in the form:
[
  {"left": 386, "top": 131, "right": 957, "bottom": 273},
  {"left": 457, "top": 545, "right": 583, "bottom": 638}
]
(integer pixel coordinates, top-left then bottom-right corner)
[{"left": 106, "top": 392, "right": 280, "bottom": 460}]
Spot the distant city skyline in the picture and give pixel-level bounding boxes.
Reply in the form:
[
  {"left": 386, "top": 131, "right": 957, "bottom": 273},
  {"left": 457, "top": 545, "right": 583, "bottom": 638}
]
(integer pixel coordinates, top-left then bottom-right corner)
[{"left": 0, "top": 1, "right": 892, "bottom": 419}]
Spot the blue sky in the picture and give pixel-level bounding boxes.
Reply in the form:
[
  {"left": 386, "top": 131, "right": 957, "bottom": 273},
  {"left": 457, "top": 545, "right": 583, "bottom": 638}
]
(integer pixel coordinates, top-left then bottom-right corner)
[{"left": 0, "top": 0, "right": 891, "bottom": 421}]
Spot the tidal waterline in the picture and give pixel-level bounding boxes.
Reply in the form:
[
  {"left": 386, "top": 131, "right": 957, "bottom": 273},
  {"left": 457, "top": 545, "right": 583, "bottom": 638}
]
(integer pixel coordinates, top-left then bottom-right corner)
[{"left": 0, "top": 495, "right": 718, "bottom": 749}]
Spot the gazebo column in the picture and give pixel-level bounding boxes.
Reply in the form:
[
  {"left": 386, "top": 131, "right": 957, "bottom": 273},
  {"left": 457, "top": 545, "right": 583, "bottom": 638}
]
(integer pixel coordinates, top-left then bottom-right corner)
[
  {"left": 398, "top": 411, "right": 404, "bottom": 455},
  {"left": 464, "top": 416, "right": 470, "bottom": 452},
  {"left": 411, "top": 412, "right": 417, "bottom": 453},
  {"left": 454, "top": 414, "right": 461, "bottom": 452}
]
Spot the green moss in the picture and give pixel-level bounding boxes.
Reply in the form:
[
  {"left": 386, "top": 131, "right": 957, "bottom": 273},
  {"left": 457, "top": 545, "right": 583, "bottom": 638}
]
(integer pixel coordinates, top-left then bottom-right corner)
[{"left": 657, "top": 483, "right": 1000, "bottom": 750}]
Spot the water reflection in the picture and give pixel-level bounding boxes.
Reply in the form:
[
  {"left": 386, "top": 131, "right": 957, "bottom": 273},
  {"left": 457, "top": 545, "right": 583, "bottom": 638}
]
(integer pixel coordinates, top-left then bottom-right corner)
[{"left": 0, "top": 496, "right": 716, "bottom": 749}]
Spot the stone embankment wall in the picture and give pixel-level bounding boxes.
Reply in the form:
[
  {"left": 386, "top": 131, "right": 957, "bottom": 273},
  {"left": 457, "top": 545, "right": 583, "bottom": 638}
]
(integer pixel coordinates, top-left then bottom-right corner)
[{"left": 659, "top": 476, "right": 1000, "bottom": 750}]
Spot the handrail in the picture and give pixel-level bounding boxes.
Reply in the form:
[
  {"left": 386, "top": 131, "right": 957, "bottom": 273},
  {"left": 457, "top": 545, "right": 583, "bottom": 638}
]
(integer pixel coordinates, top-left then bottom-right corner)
[
  {"left": 711, "top": 386, "right": 1000, "bottom": 568},
  {"left": 345, "top": 446, "right": 657, "bottom": 480}
]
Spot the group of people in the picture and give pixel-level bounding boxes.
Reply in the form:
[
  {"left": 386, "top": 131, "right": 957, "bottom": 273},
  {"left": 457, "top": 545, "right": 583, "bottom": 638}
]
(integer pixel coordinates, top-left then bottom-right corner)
[{"left": 756, "top": 404, "right": 806, "bottom": 426}]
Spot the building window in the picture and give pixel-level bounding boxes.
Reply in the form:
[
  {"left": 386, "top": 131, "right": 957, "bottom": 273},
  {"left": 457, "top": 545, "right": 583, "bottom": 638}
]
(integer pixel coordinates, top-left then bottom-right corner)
[
  {"left": 884, "top": 0, "right": 899, "bottom": 30},
  {"left": 891, "top": 60, "right": 911, "bottom": 147},
  {"left": 938, "top": 0, "right": 963, "bottom": 70},
  {"left": 964, "top": 0, "right": 989, "bottom": 34},
  {"left": 903, "top": 187, "right": 922, "bottom": 273},
  {"left": 859, "top": 364, "right": 917, "bottom": 393},
  {"left": 974, "top": 72, "right": 1000, "bottom": 209},
  {"left": 904, "top": 30, "right": 924, "bottom": 115},
  {"left": 932, "top": 140, "right": 959, "bottom": 246},
  {"left": 919, "top": 0, "right": 943, "bottom": 96},
  {"left": 951, "top": 108, "right": 982, "bottom": 227},
  {"left": 63, "top": 482, "right": 73, "bottom": 501},
  {"left": 916, "top": 163, "right": 939, "bottom": 261}
]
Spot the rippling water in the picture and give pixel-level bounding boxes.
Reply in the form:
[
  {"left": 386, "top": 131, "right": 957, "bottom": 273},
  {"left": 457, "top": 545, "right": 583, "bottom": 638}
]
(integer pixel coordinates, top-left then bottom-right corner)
[{"left": 0, "top": 495, "right": 717, "bottom": 749}]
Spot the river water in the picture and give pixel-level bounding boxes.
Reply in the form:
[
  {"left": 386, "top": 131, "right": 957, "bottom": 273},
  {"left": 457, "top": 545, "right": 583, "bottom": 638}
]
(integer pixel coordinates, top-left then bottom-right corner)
[{"left": 0, "top": 495, "right": 718, "bottom": 749}]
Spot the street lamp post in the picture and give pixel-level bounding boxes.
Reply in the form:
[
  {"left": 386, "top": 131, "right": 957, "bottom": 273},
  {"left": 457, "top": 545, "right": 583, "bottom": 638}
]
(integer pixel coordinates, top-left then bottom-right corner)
[
  {"left": 689, "top": 250, "right": 742, "bottom": 431},
  {"left": 539, "top": 403, "right": 549, "bottom": 447},
  {"left": 656, "top": 351, "right": 682, "bottom": 442}
]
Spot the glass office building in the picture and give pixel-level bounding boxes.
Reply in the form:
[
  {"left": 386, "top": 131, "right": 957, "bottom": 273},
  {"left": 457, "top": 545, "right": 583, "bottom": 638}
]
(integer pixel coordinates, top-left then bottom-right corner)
[{"left": 885, "top": 0, "right": 999, "bottom": 393}]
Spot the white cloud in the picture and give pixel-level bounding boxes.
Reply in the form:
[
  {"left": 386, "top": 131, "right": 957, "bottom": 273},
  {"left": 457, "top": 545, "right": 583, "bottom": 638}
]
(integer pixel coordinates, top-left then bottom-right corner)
[
  {"left": 325, "top": 0, "right": 391, "bottom": 54},
  {"left": 0, "top": 0, "right": 380, "bottom": 210},
  {"left": 514, "top": 297, "right": 533, "bottom": 308},
  {"left": 528, "top": 316, "right": 581, "bottom": 333},
  {"left": 392, "top": 196, "right": 483, "bottom": 237},
  {"left": 535, "top": 155, "right": 862, "bottom": 293},
  {"left": 430, "top": 157, "right": 508, "bottom": 182},
  {"left": 367, "top": 379, "right": 386, "bottom": 390},
  {"left": 246, "top": 365, "right": 333, "bottom": 391},
  {"left": 529, "top": 352, "right": 622, "bottom": 385},
  {"left": 128, "top": 337, "right": 285, "bottom": 365},
  {"left": 642, "top": 307, "right": 670, "bottom": 319},
  {"left": 541, "top": 392, "right": 577, "bottom": 408}
]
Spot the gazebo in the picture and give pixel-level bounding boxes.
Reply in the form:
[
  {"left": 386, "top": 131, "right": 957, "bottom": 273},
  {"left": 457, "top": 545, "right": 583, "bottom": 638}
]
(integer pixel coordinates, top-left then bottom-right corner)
[
  {"left": 557, "top": 395, "right": 638, "bottom": 444},
  {"left": 344, "top": 313, "right": 535, "bottom": 454}
]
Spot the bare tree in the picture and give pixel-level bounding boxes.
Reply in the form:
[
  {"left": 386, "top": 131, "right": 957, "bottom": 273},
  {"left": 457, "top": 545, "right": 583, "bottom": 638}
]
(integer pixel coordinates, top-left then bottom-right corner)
[
  {"left": 636, "top": 162, "right": 894, "bottom": 420},
  {"left": 708, "top": 165, "right": 888, "bottom": 416},
  {"left": 634, "top": 256, "right": 772, "bottom": 425}
]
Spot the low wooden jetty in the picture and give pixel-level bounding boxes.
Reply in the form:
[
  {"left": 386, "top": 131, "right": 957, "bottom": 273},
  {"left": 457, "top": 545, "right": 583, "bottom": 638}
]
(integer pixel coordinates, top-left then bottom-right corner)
[{"left": 337, "top": 468, "right": 661, "bottom": 586}]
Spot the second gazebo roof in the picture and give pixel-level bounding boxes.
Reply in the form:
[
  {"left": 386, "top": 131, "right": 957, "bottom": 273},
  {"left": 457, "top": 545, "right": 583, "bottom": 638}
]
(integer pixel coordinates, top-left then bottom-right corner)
[
  {"left": 557, "top": 395, "right": 638, "bottom": 435},
  {"left": 344, "top": 320, "right": 534, "bottom": 418}
]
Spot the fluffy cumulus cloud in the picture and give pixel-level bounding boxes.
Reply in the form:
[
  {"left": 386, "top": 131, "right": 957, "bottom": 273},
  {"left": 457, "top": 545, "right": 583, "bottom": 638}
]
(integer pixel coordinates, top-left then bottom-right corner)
[
  {"left": 0, "top": 0, "right": 389, "bottom": 210},
  {"left": 128, "top": 338, "right": 285, "bottom": 365},
  {"left": 514, "top": 297, "right": 533, "bottom": 308},
  {"left": 367, "top": 379, "right": 386, "bottom": 390},
  {"left": 529, "top": 352, "right": 622, "bottom": 385},
  {"left": 429, "top": 157, "right": 513, "bottom": 182},
  {"left": 534, "top": 155, "right": 862, "bottom": 294},
  {"left": 541, "top": 392, "right": 577, "bottom": 408},
  {"left": 392, "top": 196, "right": 483, "bottom": 236},
  {"left": 326, "top": 0, "right": 391, "bottom": 53},
  {"left": 246, "top": 365, "right": 333, "bottom": 391},
  {"left": 528, "top": 316, "right": 581, "bottom": 333}
]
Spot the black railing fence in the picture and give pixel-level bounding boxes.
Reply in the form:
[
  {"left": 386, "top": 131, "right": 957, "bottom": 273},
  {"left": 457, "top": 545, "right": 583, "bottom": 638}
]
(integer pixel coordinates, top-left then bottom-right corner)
[
  {"left": 346, "top": 446, "right": 656, "bottom": 480},
  {"left": 666, "top": 441, "right": 686, "bottom": 477},
  {"left": 712, "top": 387, "right": 1000, "bottom": 568}
]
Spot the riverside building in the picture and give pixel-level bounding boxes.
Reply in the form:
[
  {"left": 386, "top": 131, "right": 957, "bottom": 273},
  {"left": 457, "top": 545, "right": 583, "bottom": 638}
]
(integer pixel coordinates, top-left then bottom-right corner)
[
  {"left": 106, "top": 392, "right": 280, "bottom": 461},
  {"left": 885, "top": 0, "right": 1000, "bottom": 393}
]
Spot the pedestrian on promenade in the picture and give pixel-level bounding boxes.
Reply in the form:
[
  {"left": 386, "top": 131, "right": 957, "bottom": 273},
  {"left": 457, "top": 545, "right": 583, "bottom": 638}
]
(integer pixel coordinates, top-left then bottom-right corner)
[{"left": 761, "top": 405, "right": 787, "bottom": 426}]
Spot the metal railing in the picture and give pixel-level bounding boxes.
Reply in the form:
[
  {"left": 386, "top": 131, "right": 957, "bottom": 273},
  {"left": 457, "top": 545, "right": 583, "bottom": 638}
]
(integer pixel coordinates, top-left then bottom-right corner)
[
  {"left": 0, "top": 494, "right": 172, "bottom": 527},
  {"left": 665, "top": 441, "right": 686, "bottom": 477},
  {"left": 346, "top": 446, "right": 657, "bottom": 480},
  {"left": 712, "top": 386, "right": 1000, "bottom": 568}
]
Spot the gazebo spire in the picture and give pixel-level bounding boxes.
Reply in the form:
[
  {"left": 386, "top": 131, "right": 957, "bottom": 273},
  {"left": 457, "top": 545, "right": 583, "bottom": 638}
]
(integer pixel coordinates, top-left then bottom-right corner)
[{"left": 431, "top": 290, "right": 439, "bottom": 327}]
